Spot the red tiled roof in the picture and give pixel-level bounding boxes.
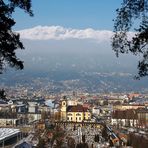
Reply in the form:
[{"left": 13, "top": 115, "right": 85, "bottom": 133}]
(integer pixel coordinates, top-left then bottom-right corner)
[
  {"left": 83, "top": 103, "right": 90, "bottom": 108},
  {"left": 67, "top": 105, "right": 88, "bottom": 112}
]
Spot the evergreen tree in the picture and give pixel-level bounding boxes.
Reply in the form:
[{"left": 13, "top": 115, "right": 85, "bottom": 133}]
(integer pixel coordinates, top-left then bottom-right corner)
[
  {"left": 0, "top": 0, "right": 33, "bottom": 73},
  {"left": 0, "top": 89, "right": 6, "bottom": 100},
  {"left": 112, "top": 0, "right": 148, "bottom": 78}
]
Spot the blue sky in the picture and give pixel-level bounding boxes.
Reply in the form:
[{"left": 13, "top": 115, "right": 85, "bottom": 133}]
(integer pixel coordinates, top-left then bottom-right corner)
[{"left": 13, "top": 0, "right": 123, "bottom": 30}]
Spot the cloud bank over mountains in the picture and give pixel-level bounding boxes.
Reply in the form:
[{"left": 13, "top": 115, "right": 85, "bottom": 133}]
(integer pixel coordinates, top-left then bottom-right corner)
[
  {"left": 16, "top": 25, "right": 137, "bottom": 73},
  {"left": 17, "top": 25, "right": 114, "bottom": 42}
]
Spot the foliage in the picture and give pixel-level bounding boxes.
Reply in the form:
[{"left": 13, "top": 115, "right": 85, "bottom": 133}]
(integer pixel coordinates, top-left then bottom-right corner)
[
  {"left": 0, "top": 0, "right": 33, "bottom": 73},
  {"left": 47, "top": 123, "right": 55, "bottom": 130},
  {"left": 0, "top": 89, "right": 6, "bottom": 100},
  {"left": 127, "top": 133, "right": 148, "bottom": 148},
  {"left": 102, "top": 125, "right": 108, "bottom": 141},
  {"left": 94, "top": 134, "right": 99, "bottom": 142},
  {"left": 67, "top": 137, "right": 75, "bottom": 148},
  {"left": 82, "top": 134, "right": 86, "bottom": 143},
  {"left": 76, "top": 143, "right": 89, "bottom": 148},
  {"left": 37, "top": 137, "right": 46, "bottom": 148},
  {"left": 112, "top": 0, "right": 148, "bottom": 78},
  {"left": 109, "top": 139, "right": 114, "bottom": 147},
  {"left": 51, "top": 126, "right": 65, "bottom": 148},
  {"left": 0, "top": 110, "right": 17, "bottom": 118}
]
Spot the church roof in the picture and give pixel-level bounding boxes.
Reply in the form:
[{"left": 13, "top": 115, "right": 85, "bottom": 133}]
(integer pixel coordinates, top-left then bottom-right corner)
[{"left": 67, "top": 105, "right": 88, "bottom": 112}]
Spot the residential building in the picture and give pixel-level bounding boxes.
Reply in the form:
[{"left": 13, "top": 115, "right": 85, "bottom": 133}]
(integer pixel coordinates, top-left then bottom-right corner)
[{"left": 137, "top": 108, "right": 148, "bottom": 128}]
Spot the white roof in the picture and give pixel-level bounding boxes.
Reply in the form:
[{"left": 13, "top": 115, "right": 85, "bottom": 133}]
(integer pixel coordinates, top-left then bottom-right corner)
[
  {"left": 45, "top": 100, "right": 54, "bottom": 108},
  {"left": 0, "top": 128, "right": 20, "bottom": 141}
]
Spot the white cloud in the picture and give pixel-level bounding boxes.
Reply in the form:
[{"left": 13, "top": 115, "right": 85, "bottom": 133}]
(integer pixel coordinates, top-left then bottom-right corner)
[{"left": 17, "top": 25, "right": 114, "bottom": 42}]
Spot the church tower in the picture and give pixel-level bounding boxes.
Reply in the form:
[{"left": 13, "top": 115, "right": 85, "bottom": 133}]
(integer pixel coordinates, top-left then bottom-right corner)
[{"left": 60, "top": 98, "right": 67, "bottom": 121}]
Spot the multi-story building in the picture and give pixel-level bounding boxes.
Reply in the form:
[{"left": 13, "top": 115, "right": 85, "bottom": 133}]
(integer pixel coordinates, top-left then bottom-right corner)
[
  {"left": 113, "top": 104, "right": 145, "bottom": 110},
  {"left": 137, "top": 108, "right": 148, "bottom": 128},
  {"left": 111, "top": 107, "right": 148, "bottom": 128}
]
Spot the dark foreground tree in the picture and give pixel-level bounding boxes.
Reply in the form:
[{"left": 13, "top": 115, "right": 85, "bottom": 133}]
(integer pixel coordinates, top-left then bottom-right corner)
[
  {"left": 0, "top": 89, "right": 6, "bottom": 100},
  {"left": 76, "top": 143, "right": 89, "bottom": 148},
  {"left": 0, "top": 0, "right": 33, "bottom": 73},
  {"left": 112, "top": 0, "right": 148, "bottom": 78},
  {"left": 68, "top": 137, "right": 75, "bottom": 148}
]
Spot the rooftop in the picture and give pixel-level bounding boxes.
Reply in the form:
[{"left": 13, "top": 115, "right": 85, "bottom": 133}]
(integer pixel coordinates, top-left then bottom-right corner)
[
  {"left": 0, "top": 128, "right": 20, "bottom": 141},
  {"left": 67, "top": 105, "right": 88, "bottom": 112}
]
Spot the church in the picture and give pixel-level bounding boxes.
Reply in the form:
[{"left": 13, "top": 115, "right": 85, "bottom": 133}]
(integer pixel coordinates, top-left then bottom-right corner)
[{"left": 60, "top": 98, "right": 91, "bottom": 122}]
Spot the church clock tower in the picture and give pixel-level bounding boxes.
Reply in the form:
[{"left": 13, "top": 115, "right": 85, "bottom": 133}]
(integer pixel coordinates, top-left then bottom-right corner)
[{"left": 61, "top": 99, "right": 67, "bottom": 121}]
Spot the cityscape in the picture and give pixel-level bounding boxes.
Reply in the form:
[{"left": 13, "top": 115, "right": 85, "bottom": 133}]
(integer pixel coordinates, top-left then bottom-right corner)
[
  {"left": 0, "top": 0, "right": 148, "bottom": 148},
  {"left": 0, "top": 88, "right": 148, "bottom": 147}
]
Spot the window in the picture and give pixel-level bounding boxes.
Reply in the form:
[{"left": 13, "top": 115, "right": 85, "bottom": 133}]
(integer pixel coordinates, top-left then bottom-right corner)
[
  {"left": 67, "top": 117, "right": 69, "bottom": 120},
  {"left": 79, "top": 117, "right": 81, "bottom": 120},
  {"left": 71, "top": 117, "right": 72, "bottom": 120}
]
